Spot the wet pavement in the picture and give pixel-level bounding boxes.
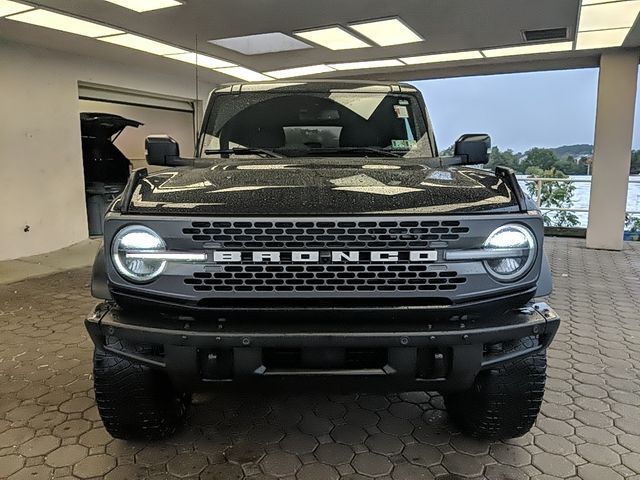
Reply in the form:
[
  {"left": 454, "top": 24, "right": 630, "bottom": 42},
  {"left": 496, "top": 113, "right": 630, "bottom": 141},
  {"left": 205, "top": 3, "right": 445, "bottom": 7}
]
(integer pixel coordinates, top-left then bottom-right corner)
[{"left": 0, "top": 237, "right": 639, "bottom": 480}]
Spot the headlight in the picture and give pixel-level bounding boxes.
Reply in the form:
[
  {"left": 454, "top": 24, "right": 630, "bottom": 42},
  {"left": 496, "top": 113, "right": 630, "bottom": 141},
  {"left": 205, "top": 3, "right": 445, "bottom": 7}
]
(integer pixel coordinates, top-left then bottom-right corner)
[
  {"left": 112, "top": 225, "right": 166, "bottom": 282},
  {"left": 483, "top": 224, "right": 536, "bottom": 281}
]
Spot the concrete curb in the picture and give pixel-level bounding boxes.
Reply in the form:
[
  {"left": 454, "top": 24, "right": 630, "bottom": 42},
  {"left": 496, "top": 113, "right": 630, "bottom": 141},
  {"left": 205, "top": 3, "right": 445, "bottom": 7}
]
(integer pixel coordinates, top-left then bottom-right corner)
[{"left": 0, "top": 238, "right": 102, "bottom": 285}]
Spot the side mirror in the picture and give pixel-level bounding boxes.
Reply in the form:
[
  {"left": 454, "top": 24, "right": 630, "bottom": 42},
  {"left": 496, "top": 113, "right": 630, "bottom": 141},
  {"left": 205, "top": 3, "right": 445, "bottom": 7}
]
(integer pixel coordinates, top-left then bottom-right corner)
[
  {"left": 454, "top": 134, "right": 491, "bottom": 165},
  {"left": 145, "top": 135, "right": 180, "bottom": 166}
]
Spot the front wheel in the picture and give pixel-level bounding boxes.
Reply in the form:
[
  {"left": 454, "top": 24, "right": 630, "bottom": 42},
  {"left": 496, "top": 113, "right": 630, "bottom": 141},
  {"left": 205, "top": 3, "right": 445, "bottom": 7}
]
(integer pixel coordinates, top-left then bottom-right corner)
[
  {"left": 93, "top": 339, "right": 190, "bottom": 440},
  {"left": 443, "top": 337, "right": 547, "bottom": 440}
]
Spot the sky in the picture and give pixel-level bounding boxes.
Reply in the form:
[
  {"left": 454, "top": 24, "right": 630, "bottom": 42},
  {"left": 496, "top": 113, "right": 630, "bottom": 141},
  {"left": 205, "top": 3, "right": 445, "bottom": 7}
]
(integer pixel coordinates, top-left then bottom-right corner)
[{"left": 412, "top": 68, "right": 640, "bottom": 153}]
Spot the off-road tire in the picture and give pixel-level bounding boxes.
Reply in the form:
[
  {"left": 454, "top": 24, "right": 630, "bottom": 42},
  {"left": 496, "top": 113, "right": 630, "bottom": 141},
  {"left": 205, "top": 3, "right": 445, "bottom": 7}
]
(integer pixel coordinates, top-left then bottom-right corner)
[
  {"left": 443, "top": 336, "right": 546, "bottom": 440},
  {"left": 93, "top": 339, "right": 190, "bottom": 440}
]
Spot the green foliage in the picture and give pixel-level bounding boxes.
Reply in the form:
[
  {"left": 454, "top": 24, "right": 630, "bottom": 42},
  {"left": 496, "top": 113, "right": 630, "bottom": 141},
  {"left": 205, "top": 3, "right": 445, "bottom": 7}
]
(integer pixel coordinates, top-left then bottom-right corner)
[
  {"left": 631, "top": 150, "right": 640, "bottom": 175},
  {"left": 440, "top": 145, "right": 455, "bottom": 157},
  {"left": 625, "top": 214, "right": 640, "bottom": 233},
  {"left": 484, "top": 146, "right": 589, "bottom": 175},
  {"left": 525, "top": 168, "right": 579, "bottom": 228},
  {"left": 449, "top": 142, "right": 640, "bottom": 229},
  {"left": 486, "top": 147, "right": 520, "bottom": 171},
  {"left": 454, "top": 143, "right": 639, "bottom": 176},
  {"left": 521, "top": 148, "right": 558, "bottom": 171},
  {"left": 553, "top": 156, "right": 590, "bottom": 175},
  {"left": 551, "top": 144, "right": 593, "bottom": 159}
]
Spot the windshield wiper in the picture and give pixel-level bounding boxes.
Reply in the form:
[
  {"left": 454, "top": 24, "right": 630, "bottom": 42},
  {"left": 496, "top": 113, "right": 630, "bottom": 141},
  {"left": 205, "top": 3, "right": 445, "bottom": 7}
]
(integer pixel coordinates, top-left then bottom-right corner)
[
  {"left": 204, "top": 147, "right": 281, "bottom": 158},
  {"left": 276, "top": 147, "right": 402, "bottom": 158}
]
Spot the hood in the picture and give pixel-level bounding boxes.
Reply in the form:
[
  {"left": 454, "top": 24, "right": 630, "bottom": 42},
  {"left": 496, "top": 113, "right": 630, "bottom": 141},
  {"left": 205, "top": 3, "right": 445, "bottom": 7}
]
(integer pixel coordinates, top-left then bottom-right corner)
[
  {"left": 80, "top": 112, "right": 143, "bottom": 139},
  {"left": 126, "top": 158, "right": 521, "bottom": 215}
]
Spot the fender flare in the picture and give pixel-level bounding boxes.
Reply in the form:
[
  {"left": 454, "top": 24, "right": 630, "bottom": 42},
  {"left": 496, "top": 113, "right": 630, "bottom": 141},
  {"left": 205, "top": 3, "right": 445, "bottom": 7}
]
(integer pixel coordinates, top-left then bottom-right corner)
[
  {"left": 535, "top": 251, "right": 553, "bottom": 298},
  {"left": 91, "top": 246, "right": 112, "bottom": 300}
]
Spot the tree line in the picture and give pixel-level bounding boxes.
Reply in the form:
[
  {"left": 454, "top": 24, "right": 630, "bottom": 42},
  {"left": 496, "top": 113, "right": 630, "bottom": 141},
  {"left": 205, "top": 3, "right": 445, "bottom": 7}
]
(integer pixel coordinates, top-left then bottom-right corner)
[
  {"left": 456, "top": 146, "right": 640, "bottom": 229},
  {"left": 483, "top": 146, "right": 640, "bottom": 176}
]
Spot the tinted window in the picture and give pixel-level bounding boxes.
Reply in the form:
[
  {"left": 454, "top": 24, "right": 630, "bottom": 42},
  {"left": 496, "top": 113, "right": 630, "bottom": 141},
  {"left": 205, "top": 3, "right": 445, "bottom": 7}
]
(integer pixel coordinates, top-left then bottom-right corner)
[{"left": 200, "top": 91, "right": 433, "bottom": 158}]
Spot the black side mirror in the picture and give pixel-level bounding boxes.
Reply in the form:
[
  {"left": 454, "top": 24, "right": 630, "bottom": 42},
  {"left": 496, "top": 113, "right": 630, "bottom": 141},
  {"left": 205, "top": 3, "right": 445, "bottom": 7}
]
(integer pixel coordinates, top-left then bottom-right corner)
[
  {"left": 145, "top": 135, "right": 180, "bottom": 166},
  {"left": 454, "top": 134, "right": 491, "bottom": 165}
]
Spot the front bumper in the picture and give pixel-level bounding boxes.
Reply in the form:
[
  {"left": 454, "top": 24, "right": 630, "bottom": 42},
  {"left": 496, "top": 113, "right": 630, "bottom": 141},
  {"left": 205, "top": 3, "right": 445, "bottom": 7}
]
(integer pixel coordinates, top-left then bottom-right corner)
[{"left": 85, "top": 301, "right": 559, "bottom": 393}]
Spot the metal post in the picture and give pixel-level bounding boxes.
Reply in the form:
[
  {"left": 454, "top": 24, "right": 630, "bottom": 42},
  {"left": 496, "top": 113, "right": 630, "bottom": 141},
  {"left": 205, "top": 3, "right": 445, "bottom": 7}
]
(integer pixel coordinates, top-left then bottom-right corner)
[{"left": 535, "top": 180, "right": 543, "bottom": 207}]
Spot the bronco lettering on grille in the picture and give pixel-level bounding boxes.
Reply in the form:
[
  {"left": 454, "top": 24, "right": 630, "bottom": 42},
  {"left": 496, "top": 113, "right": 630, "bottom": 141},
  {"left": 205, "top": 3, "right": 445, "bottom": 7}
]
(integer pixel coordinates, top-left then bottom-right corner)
[{"left": 212, "top": 250, "right": 438, "bottom": 263}]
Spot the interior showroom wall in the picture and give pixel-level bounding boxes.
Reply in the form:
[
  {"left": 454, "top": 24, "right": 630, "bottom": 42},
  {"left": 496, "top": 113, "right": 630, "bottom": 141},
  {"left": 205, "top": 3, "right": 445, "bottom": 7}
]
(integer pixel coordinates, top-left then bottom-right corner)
[{"left": 0, "top": 40, "right": 214, "bottom": 261}]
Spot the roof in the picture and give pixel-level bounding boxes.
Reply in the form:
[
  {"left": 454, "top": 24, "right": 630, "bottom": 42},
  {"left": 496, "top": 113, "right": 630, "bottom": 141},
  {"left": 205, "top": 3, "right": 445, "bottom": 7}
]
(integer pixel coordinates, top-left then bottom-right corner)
[
  {"left": 2, "top": 1, "right": 638, "bottom": 84},
  {"left": 212, "top": 80, "right": 418, "bottom": 94}
]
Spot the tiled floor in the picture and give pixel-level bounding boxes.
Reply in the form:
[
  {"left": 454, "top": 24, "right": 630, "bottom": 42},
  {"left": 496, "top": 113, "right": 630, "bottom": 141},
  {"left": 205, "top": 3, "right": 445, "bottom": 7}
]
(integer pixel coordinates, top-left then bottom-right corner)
[{"left": 0, "top": 237, "right": 639, "bottom": 480}]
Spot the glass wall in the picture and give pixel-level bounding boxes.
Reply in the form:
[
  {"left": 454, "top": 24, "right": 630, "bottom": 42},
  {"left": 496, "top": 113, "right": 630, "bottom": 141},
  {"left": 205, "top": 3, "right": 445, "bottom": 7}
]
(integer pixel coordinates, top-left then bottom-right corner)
[{"left": 411, "top": 68, "right": 640, "bottom": 232}]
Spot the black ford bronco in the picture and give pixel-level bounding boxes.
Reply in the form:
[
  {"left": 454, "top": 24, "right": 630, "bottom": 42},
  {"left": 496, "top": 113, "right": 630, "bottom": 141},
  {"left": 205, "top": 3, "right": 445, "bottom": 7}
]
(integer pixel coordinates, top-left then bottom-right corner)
[{"left": 86, "top": 80, "right": 559, "bottom": 441}]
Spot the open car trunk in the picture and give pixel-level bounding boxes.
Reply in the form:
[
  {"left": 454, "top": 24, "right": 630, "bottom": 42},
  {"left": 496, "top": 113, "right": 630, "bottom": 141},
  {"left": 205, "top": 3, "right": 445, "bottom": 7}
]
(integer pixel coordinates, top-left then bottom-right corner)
[
  {"left": 81, "top": 112, "right": 142, "bottom": 235},
  {"left": 81, "top": 112, "right": 142, "bottom": 183}
]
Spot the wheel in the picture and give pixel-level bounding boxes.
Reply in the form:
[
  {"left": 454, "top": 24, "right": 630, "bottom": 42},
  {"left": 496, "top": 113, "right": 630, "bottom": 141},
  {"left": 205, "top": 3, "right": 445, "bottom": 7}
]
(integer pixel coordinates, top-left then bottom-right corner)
[
  {"left": 443, "top": 336, "right": 546, "bottom": 440},
  {"left": 93, "top": 338, "right": 190, "bottom": 440}
]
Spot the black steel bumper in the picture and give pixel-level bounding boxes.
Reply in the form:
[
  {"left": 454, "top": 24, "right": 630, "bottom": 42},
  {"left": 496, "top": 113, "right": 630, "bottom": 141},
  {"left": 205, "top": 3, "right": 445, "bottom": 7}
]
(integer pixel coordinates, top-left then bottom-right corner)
[{"left": 85, "top": 301, "right": 560, "bottom": 393}]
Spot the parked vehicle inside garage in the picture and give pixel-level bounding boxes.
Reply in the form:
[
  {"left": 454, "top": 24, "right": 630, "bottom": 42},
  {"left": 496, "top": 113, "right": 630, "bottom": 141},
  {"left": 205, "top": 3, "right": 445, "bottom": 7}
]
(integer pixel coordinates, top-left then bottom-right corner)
[
  {"left": 85, "top": 81, "right": 559, "bottom": 441},
  {"left": 80, "top": 112, "right": 142, "bottom": 235}
]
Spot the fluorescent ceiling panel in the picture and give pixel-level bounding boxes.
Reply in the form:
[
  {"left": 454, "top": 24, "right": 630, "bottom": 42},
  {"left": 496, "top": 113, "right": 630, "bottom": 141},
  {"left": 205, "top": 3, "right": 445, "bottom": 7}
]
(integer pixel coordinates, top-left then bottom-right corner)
[
  {"left": 165, "top": 52, "right": 236, "bottom": 69},
  {"left": 7, "top": 9, "right": 123, "bottom": 37},
  {"left": 265, "top": 64, "right": 334, "bottom": 79},
  {"left": 582, "top": 0, "right": 621, "bottom": 3},
  {"left": 349, "top": 18, "right": 423, "bottom": 46},
  {"left": 215, "top": 66, "right": 273, "bottom": 82},
  {"left": 576, "top": 28, "right": 629, "bottom": 49},
  {"left": 400, "top": 50, "right": 483, "bottom": 65},
  {"left": 102, "top": 0, "right": 182, "bottom": 13},
  {"left": 329, "top": 59, "right": 403, "bottom": 70},
  {"left": 578, "top": 1, "right": 640, "bottom": 31},
  {"left": 209, "top": 32, "right": 311, "bottom": 55},
  {"left": 482, "top": 41, "right": 573, "bottom": 57},
  {"left": 100, "top": 33, "right": 186, "bottom": 55},
  {"left": 294, "top": 26, "right": 370, "bottom": 50},
  {"left": 0, "top": 0, "right": 31, "bottom": 17}
]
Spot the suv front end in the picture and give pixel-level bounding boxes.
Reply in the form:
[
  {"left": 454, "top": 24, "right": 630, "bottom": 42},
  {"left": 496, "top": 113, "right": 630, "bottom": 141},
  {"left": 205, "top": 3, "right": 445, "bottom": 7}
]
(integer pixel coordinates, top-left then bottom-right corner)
[{"left": 85, "top": 81, "right": 559, "bottom": 442}]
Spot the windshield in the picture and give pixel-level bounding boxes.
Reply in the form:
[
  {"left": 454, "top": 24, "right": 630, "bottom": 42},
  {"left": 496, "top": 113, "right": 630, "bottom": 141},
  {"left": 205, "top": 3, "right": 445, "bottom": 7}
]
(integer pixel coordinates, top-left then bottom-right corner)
[{"left": 199, "top": 90, "right": 434, "bottom": 159}]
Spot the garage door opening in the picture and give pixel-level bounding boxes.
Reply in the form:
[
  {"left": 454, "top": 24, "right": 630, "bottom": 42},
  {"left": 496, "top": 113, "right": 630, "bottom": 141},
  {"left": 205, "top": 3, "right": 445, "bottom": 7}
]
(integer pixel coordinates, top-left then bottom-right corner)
[{"left": 78, "top": 84, "right": 197, "bottom": 235}]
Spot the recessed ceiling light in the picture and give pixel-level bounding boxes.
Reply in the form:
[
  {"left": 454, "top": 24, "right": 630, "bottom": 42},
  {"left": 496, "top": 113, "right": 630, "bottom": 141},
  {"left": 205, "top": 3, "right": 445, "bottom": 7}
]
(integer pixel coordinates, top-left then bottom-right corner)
[
  {"left": 265, "top": 64, "right": 334, "bottom": 79},
  {"left": 349, "top": 18, "right": 423, "bottom": 46},
  {"left": 215, "top": 66, "right": 273, "bottom": 82},
  {"left": 329, "top": 59, "right": 403, "bottom": 70},
  {"left": 209, "top": 32, "right": 311, "bottom": 55},
  {"left": 400, "top": 50, "right": 483, "bottom": 65},
  {"left": 581, "top": 0, "right": 620, "bottom": 4},
  {"left": 576, "top": 28, "right": 629, "bottom": 49},
  {"left": 7, "top": 9, "right": 123, "bottom": 37},
  {"left": 102, "top": 0, "right": 182, "bottom": 13},
  {"left": 294, "top": 26, "right": 370, "bottom": 50},
  {"left": 0, "top": 0, "right": 31, "bottom": 17},
  {"left": 99, "top": 33, "right": 187, "bottom": 55},
  {"left": 482, "top": 41, "right": 573, "bottom": 57},
  {"left": 578, "top": 1, "right": 640, "bottom": 31},
  {"left": 164, "top": 52, "right": 236, "bottom": 69}
]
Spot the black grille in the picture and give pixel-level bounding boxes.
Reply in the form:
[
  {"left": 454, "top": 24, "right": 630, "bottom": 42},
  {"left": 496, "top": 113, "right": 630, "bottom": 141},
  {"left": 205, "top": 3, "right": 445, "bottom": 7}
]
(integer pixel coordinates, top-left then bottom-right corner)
[
  {"left": 182, "top": 220, "right": 469, "bottom": 249},
  {"left": 184, "top": 265, "right": 466, "bottom": 293}
]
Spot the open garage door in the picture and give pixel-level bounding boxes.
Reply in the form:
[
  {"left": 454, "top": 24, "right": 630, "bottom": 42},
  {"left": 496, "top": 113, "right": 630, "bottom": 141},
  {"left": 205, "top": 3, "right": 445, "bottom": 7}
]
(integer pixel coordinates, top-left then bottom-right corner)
[
  {"left": 78, "top": 85, "right": 198, "bottom": 235},
  {"left": 78, "top": 84, "right": 198, "bottom": 169}
]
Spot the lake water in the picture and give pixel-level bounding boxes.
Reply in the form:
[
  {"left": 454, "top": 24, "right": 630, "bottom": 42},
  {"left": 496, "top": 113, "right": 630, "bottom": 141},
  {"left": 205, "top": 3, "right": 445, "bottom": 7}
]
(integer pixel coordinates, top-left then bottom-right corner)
[{"left": 517, "top": 175, "right": 640, "bottom": 228}]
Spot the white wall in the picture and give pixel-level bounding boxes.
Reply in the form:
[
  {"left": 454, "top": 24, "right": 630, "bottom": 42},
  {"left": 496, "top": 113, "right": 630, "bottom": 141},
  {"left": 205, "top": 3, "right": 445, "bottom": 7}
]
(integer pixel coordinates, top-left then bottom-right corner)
[{"left": 0, "top": 40, "right": 215, "bottom": 261}]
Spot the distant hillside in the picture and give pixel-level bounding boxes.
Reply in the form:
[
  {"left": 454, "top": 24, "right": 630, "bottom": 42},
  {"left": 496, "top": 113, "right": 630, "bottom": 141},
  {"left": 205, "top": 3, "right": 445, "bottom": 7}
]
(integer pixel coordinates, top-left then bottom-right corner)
[{"left": 550, "top": 144, "right": 593, "bottom": 159}]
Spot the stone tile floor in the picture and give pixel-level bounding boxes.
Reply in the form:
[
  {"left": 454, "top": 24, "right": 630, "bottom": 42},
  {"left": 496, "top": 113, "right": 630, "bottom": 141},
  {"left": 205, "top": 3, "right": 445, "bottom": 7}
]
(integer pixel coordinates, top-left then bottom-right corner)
[{"left": 0, "top": 237, "right": 639, "bottom": 480}]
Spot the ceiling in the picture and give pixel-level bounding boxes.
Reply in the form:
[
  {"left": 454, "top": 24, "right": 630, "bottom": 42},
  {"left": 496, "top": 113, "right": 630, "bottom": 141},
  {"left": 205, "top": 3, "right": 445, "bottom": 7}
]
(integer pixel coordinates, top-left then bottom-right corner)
[{"left": 1, "top": 0, "right": 639, "bottom": 84}]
